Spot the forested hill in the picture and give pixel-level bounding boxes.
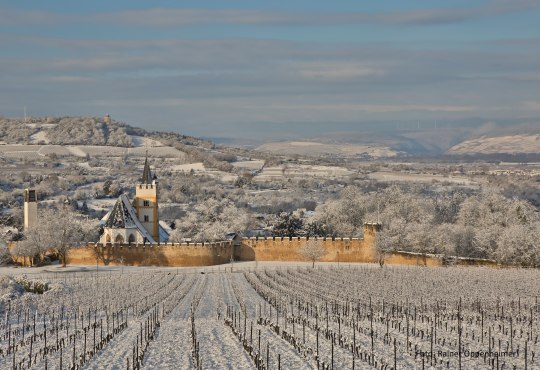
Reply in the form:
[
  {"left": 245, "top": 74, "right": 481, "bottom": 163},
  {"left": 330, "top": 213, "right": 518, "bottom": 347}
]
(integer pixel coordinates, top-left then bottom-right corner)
[{"left": 0, "top": 116, "right": 213, "bottom": 149}]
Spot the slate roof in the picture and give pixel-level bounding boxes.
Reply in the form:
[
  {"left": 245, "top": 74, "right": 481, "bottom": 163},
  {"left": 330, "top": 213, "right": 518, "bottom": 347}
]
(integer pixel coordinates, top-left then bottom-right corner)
[
  {"left": 103, "top": 194, "right": 156, "bottom": 243},
  {"left": 141, "top": 154, "right": 153, "bottom": 184}
]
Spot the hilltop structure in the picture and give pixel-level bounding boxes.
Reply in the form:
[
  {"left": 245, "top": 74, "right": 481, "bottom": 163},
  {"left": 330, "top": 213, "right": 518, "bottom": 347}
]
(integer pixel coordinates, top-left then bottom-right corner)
[{"left": 100, "top": 154, "right": 169, "bottom": 244}]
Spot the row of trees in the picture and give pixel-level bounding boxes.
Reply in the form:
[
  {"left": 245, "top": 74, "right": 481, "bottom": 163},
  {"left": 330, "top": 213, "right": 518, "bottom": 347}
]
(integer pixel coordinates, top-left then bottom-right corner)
[
  {"left": 313, "top": 186, "right": 540, "bottom": 266},
  {"left": 162, "top": 183, "right": 539, "bottom": 266}
]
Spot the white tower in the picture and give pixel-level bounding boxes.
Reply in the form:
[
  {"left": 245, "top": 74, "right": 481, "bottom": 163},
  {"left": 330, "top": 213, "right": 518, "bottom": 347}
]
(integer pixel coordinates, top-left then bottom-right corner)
[{"left": 24, "top": 189, "right": 38, "bottom": 231}]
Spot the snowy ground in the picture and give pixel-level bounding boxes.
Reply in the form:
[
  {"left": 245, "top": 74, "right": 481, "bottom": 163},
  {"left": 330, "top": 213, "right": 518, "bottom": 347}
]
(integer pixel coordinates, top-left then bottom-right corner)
[
  {"left": 368, "top": 171, "right": 474, "bottom": 185},
  {"left": 0, "top": 264, "right": 538, "bottom": 369}
]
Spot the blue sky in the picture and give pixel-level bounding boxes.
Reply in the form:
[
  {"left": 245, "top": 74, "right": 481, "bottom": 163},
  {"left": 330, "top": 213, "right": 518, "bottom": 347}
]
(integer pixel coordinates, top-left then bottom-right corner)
[{"left": 1, "top": 0, "right": 539, "bottom": 138}]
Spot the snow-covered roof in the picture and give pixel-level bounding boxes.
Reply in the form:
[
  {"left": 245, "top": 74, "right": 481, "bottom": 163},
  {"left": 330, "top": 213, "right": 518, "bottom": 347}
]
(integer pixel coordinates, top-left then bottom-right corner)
[
  {"left": 103, "top": 194, "right": 156, "bottom": 243},
  {"left": 158, "top": 221, "right": 171, "bottom": 242}
]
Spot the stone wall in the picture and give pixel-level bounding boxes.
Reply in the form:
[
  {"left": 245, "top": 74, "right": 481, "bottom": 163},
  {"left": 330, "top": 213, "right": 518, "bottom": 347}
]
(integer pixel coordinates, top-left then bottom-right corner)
[
  {"left": 67, "top": 242, "right": 233, "bottom": 267},
  {"left": 9, "top": 220, "right": 497, "bottom": 267},
  {"left": 236, "top": 223, "right": 380, "bottom": 263},
  {"left": 237, "top": 236, "right": 377, "bottom": 263}
]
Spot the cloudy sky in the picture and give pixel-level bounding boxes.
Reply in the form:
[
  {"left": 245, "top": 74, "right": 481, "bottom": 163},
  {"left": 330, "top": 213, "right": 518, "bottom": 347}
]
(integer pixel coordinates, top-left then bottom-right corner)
[{"left": 1, "top": 0, "right": 539, "bottom": 139}]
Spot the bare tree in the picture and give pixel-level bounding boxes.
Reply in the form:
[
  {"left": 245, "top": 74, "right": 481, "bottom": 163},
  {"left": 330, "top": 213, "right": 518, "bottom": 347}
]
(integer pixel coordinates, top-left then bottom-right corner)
[
  {"left": 373, "top": 229, "right": 392, "bottom": 267},
  {"left": 300, "top": 239, "right": 327, "bottom": 268}
]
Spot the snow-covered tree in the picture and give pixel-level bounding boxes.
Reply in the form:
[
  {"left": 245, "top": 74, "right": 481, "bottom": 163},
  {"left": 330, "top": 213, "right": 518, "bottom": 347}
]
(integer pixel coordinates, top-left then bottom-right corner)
[
  {"left": 272, "top": 212, "right": 303, "bottom": 237},
  {"left": 15, "top": 208, "right": 99, "bottom": 267},
  {"left": 170, "top": 198, "right": 249, "bottom": 242},
  {"left": 0, "top": 238, "right": 11, "bottom": 265},
  {"left": 496, "top": 223, "right": 540, "bottom": 267}
]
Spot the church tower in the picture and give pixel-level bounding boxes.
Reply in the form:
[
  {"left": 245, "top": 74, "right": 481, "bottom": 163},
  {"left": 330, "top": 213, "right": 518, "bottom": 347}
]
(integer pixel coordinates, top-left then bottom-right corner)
[
  {"left": 135, "top": 153, "right": 160, "bottom": 242},
  {"left": 23, "top": 189, "right": 38, "bottom": 231}
]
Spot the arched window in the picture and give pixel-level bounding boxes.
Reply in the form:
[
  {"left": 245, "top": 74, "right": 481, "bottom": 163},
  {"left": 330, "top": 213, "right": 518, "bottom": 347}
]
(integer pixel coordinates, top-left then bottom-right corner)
[
  {"left": 105, "top": 234, "right": 111, "bottom": 244},
  {"left": 115, "top": 234, "right": 124, "bottom": 244},
  {"left": 128, "top": 234, "right": 136, "bottom": 245}
]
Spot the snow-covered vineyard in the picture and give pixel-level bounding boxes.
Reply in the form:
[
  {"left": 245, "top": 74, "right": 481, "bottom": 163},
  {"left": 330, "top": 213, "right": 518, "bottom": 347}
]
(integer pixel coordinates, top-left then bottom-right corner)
[{"left": 1, "top": 265, "right": 539, "bottom": 369}]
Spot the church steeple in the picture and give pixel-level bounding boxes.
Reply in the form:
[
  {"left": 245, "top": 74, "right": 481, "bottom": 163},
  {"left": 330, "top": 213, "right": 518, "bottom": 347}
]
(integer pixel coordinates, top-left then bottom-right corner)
[{"left": 141, "top": 151, "right": 153, "bottom": 184}]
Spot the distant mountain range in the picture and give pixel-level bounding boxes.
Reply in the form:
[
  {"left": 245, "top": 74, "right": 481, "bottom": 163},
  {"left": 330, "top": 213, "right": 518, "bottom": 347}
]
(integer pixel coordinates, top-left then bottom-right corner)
[
  {"left": 240, "top": 119, "right": 540, "bottom": 158},
  {"left": 2, "top": 116, "right": 540, "bottom": 159}
]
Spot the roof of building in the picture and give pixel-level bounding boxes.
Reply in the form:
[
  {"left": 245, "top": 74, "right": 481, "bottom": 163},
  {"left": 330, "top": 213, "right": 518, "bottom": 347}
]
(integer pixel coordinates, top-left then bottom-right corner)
[
  {"left": 103, "top": 194, "right": 156, "bottom": 243},
  {"left": 141, "top": 153, "right": 153, "bottom": 184}
]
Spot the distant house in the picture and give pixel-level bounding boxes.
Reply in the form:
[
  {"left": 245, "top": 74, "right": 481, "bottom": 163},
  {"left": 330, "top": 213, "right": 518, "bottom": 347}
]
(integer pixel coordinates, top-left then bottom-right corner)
[
  {"left": 225, "top": 232, "right": 242, "bottom": 247},
  {"left": 245, "top": 228, "right": 272, "bottom": 238},
  {"left": 100, "top": 154, "right": 169, "bottom": 244}
]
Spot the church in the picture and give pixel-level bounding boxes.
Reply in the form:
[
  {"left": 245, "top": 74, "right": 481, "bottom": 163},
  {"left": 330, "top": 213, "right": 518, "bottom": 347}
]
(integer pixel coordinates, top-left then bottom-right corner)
[{"left": 100, "top": 155, "right": 170, "bottom": 244}]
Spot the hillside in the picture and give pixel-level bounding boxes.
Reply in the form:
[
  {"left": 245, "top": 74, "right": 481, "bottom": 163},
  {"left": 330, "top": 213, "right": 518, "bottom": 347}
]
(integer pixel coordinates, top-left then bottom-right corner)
[
  {"left": 447, "top": 134, "right": 540, "bottom": 155},
  {"left": 254, "top": 121, "right": 540, "bottom": 158},
  {"left": 0, "top": 116, "right": 213, "bottom": 149}
]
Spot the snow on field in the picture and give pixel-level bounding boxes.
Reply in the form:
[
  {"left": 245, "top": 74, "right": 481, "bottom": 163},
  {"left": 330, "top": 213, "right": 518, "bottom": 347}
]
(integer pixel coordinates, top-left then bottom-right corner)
[
  {"left": 30, "top": 131, "right": 50, "bottom": 144},
  {"left": 368, "top": 171, "right": 474, "bottom": 185},
  {"left": 0, "top": 144, "right": 185, "bottom": 159},
  {"left": 170, "top": 162, "right": 206, "bottom": 172},
  {"left": 67, "top": 146, "right": 88, "bottom": 157},
  {"left": 1, "top": 151, "right": 43, "bottom": 160},
  {"left": 128, "top": 146, "right": 185, "bottom": 158},
  {"left": 25, "top": 123, "right": 57, "bottom": 129},
  {"left": 169, "top": 163, "right": 238, "bottom": 182},
  {"left": 253, "top": 164, "right": 352, "bottom": 182},
  {"left": 206, "top": 170, "right": 238, "bottom": 183},
  {"left": 85, "top": 198, "right": 117, "bottom": 212},
  {"left": 38, "top": 145, "right": 73, "bottom": 156},
  {"left": 129, "top": 136, "right": 164, "bottom": 148},
  {"left": 0, "top": 264, "right": 538, "bottom": 369},
  {"left": 232, "top": 160, "right": 265, "bottom": 171}
]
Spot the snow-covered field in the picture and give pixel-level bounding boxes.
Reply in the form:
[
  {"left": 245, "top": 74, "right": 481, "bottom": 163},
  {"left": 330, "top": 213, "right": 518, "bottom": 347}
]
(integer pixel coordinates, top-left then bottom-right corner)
[
  {"left": 129, "top": 136, "right": 164, "bottom": 148},
  {"left": 169, "top": 162, "right": 238, "bottom": 182},
  {"left": 0, "top": 144, "right": 186, "bottom": 159},
  {"left": 253, "top": 164, "right": 353, "bottom": 182},
  {"left": 232, "top": 160, "right": 265, "bottom": 171},
  {"left": 368, "top": 171, "right": 474, "bottom": 185},
  {"left": 0, "top": 264, "right": 538, "bottom": 369}
]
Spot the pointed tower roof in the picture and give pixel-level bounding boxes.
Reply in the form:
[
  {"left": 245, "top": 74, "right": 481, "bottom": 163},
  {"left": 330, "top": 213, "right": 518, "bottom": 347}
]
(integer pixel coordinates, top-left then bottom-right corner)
[{"left": 141, "top": 151, "right": 153, "bottom": 184}]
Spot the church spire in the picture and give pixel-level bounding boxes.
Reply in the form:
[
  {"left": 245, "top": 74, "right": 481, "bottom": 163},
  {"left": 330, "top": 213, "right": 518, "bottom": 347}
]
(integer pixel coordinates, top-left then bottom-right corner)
[{"left": 141, "top": 150, "right": 153, "bottom": 184}]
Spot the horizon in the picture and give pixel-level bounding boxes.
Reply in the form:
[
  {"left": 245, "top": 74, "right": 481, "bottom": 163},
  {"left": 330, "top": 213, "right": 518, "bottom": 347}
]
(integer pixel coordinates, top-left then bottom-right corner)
[{"left": 1, "top": 0, "right": 540, "bottom": 139}]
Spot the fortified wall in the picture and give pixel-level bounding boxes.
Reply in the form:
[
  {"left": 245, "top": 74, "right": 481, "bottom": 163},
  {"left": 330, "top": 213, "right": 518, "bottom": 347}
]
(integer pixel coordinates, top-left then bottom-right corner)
[
  {"left": 11, "top": 222, "right": 497, "bottom": 267},
  {"left": 237, "top": 223, "right": 381, "bottom": 263},
  {"left": 68, "top": 241, "right": 233, "bottom": 267}
]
